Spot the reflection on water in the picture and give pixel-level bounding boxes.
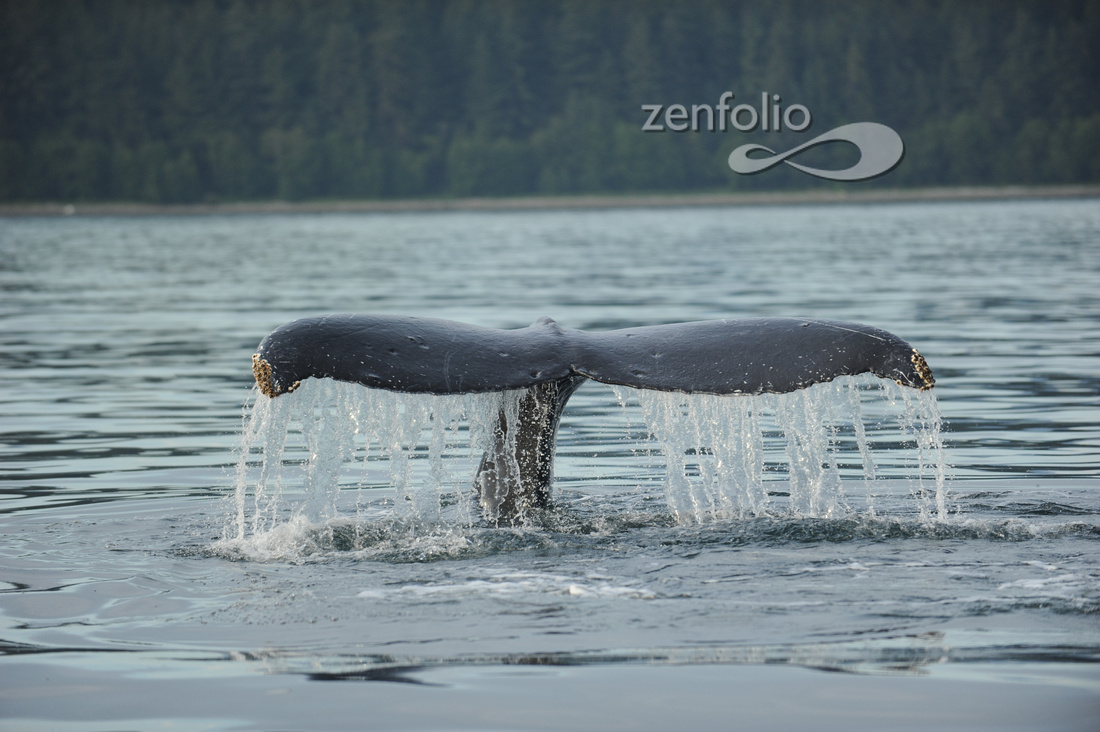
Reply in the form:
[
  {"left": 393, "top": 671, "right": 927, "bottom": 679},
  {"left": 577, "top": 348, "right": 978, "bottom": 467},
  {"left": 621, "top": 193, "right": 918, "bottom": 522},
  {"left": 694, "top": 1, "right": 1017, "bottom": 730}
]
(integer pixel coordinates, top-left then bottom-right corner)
[{"left": 1, "top": 200, "right": 1099, "bottom": 727}]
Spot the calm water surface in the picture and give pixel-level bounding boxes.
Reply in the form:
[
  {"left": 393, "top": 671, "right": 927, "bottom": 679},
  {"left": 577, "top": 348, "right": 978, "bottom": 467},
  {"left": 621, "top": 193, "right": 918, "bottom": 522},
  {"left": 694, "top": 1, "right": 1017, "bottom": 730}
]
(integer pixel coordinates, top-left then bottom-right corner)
[{"left": 1, "top": 200, "right": 1099, "bottom": 730}]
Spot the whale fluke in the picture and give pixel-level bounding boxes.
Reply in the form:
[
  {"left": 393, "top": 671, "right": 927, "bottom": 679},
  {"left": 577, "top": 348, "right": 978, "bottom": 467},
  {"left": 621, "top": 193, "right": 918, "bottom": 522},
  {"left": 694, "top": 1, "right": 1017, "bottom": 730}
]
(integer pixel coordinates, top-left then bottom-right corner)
[{"left": 251, "top": 315, "right": 934, "bottom": 520}]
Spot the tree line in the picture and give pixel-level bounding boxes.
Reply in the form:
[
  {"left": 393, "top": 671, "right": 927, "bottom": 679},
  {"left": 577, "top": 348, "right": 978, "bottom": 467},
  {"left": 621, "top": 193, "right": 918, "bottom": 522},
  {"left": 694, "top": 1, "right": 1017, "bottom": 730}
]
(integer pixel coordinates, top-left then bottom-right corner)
[{"left": 1, "top": 0, "right": 1097, "bottom": 203}]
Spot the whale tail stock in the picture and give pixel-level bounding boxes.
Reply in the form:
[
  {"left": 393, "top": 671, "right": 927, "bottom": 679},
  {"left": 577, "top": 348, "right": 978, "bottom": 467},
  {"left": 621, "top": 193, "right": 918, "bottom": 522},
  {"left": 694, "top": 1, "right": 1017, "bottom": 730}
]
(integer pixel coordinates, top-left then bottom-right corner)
[{"left": 251, "top": 315, "right": 934, "bottom": 522}]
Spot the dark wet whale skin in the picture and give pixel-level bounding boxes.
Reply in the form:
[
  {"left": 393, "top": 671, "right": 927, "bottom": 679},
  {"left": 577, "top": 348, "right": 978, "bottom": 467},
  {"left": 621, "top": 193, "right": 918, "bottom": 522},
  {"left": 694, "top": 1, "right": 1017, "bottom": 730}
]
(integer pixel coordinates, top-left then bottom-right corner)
[{"left": 252, "top": 314, "right": 933, "bottom": 398}]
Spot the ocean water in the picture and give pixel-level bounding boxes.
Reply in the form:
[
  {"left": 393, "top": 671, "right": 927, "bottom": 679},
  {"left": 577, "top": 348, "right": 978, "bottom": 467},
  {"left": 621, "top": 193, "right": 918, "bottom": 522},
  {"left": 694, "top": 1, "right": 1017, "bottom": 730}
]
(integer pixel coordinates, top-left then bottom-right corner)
[{"left": 1, "top": 199, "right": 1098, "bottom": 730}]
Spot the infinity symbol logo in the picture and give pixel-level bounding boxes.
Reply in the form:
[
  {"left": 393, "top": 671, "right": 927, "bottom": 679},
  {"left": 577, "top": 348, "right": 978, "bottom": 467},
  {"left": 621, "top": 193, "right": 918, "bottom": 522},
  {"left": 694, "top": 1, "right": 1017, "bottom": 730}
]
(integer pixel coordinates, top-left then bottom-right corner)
[{"left": 728, "top": 122, "right": 904, "bottom": 181}]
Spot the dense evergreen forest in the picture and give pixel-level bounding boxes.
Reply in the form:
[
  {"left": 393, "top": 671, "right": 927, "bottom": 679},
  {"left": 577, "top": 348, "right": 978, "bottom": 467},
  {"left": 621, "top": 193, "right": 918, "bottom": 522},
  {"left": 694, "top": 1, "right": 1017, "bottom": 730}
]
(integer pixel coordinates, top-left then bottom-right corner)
[{"left": 1, "top": 0, "right": 1098, "bottom": 203}]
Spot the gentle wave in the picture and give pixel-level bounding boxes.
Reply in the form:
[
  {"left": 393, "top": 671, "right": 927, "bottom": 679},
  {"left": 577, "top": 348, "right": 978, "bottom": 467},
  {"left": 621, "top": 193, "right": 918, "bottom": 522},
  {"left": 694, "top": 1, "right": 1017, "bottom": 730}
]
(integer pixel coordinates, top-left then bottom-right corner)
[{"left": 206, "top": 508, "right": 1099, "bottom": 565}]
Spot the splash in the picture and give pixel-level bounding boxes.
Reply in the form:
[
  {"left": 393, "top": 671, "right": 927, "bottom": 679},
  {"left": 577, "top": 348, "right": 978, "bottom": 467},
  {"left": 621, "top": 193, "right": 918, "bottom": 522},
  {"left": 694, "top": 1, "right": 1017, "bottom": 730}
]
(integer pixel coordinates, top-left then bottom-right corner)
[{"left": 222, "top": 375, "right": 948, "bottom": 555}]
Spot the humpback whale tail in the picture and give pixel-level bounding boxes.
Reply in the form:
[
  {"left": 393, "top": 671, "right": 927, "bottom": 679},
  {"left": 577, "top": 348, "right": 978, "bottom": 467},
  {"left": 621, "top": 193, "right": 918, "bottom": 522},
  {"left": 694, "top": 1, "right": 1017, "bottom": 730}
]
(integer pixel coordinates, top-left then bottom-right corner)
[{"left": 251, "top": 315, "right": 934, "bottom": 521}]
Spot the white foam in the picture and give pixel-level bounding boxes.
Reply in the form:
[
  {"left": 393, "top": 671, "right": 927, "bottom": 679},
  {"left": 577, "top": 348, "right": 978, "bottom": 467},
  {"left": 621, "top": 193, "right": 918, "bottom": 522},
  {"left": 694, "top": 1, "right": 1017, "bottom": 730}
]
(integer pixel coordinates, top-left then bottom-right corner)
[{"left": 356, "top": 571, "right": 656, "bottom": 601}]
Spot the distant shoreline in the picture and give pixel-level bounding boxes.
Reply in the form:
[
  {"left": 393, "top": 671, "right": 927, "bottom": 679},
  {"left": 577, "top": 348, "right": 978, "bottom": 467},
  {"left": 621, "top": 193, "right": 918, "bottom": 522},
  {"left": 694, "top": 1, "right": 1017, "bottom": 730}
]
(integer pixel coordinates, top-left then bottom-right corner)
[{"left": 2, "top": 184, "right": 1098, "bottom": 217}]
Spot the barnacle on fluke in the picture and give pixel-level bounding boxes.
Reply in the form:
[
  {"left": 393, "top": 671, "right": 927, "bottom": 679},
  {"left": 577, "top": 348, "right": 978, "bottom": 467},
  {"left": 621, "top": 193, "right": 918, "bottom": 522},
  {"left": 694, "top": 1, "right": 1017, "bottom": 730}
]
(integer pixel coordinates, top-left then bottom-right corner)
[
  {"left": 911, "top": 349, "right": 936, "bottom": 390},
  {"left": 252, "top": 353, "right": 297, "bottom": 398},
  {"left": 251, "top": 354, "right": 275, "bottom": 398}
]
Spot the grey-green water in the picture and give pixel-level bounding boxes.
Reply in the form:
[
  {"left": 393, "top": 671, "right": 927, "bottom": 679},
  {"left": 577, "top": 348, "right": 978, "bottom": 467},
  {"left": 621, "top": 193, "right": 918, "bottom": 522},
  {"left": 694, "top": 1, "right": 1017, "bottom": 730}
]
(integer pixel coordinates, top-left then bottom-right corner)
[{"left": 2, "top": 200, "right": 1098, "bottom": 730}]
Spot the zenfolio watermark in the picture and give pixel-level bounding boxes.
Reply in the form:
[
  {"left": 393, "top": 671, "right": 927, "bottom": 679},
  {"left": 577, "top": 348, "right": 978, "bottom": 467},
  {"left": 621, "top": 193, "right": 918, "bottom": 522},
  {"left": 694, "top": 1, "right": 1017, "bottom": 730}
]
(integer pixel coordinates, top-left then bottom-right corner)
[{"left": 641, "top": 92, "right": 903, "bottom": 182}]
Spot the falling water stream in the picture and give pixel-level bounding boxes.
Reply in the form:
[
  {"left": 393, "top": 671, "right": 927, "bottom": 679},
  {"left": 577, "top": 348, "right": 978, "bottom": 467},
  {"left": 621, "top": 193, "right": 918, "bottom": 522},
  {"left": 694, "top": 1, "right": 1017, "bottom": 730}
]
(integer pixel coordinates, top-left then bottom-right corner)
[{"left": 220, "top": 374, "right": 947, "bottom": 561}]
